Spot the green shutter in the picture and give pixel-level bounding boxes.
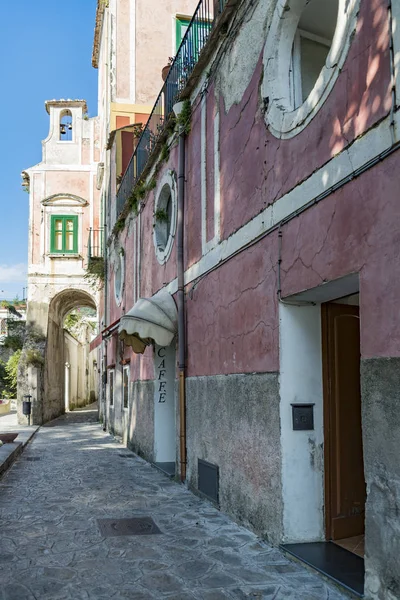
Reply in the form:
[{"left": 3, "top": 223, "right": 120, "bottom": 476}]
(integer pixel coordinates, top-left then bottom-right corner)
[
  {"left": 50, "top": 215, "right": 78, "bottom": 254},
  {"left": 176, "top": 17, "right": 213, "bottom": 55}
]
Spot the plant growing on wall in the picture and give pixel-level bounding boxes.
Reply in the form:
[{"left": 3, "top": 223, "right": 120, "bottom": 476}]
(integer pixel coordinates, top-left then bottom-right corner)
[
  {"left": 84, "top": 256, "right": 105, "bottom": 290},
  {"left": 160, "top": 144, "right": 170, "bottom": 162},
  {"left": 3, "top": 335, "right": 23, "bottom": 352},
  {"left": 26, "top": 349, "right": 44, "bottom": 369},
  {"left": 154, "top": 208, "right": 169, "bottom": 223},
  {"left": 176, "top": 99, "right": 192, "bottom": 135},
  {"left": 132, "top": 123, "right": 144, "bottom": 139},
  {"left": 112, "top": 217, "right": 126, "bottom": 237}
]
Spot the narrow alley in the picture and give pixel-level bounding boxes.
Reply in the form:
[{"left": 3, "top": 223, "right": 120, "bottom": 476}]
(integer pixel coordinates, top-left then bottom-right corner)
[{"left": 0, "top": 408, "right": 348, "bottom": 600}]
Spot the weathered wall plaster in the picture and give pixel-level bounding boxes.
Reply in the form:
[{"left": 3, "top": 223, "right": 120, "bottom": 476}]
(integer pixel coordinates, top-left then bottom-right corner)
[
  {"left": 361, "top": 358, "right": 400, "bottom": 600},
  {"left": 186, "top": 372, "right": 282, "bottom": 543}
]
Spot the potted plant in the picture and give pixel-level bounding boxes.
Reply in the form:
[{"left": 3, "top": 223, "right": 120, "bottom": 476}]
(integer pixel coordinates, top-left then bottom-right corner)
[{"left": 162, "top": 57, "right": 175, "bottom": 82}]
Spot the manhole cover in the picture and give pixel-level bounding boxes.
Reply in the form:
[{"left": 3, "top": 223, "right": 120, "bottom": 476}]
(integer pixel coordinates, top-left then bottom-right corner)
[
  {"left": 118, "top": 454, "right": 135, "bottom": 459},
  {"left": 97, "top": 517, "right": 162, "bottom": 537},
  {"left": 24, "top": 457, "right": 41, "bottom": 461}
]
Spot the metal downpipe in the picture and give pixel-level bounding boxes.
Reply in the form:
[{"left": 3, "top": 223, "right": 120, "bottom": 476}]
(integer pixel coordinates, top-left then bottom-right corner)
[{"left": 177, "top": 125, "right": 187, "bottom": 482}]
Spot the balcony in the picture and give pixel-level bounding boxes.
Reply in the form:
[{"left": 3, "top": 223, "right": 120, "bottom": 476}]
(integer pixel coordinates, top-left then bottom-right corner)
[
  {"left": 87, "top": 228, "right": 104, "bottom": 261},
  {"left": 116, "top": 0, "right": 228, "bottom": 217}
]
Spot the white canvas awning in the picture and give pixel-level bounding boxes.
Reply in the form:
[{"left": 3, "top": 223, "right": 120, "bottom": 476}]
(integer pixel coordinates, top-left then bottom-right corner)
[{"left": 118, "top": 291, "right": 178, "bottom": 354}]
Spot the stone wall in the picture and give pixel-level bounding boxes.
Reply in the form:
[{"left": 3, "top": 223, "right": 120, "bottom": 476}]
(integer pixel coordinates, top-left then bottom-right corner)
[
  {"left": 186, "top": 372, "right": 282, "bottom": 544},
  {"left": 361, "top": 358, "right": 400, "bottom": 600}
]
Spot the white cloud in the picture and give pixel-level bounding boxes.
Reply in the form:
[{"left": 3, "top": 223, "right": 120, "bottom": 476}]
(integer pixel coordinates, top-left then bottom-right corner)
[{"left": 0, "top": 264, "right": 27, "bottom": 283}]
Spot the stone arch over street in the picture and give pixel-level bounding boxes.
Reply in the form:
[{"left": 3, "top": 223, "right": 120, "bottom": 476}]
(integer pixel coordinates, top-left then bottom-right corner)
[
  {"left": 18, "top": 287, "right": 98, "bottom": 426},
  {"left": 45, "top": 289, "right": 97, "bottom": 423}
]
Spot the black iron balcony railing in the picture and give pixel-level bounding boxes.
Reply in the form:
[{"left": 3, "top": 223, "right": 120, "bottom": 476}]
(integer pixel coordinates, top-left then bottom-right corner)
[
  {"left": 116, "top": 0, "right": 227, "bottom": 217},
  {"left": 88, "top": 228, "right": 104, "bottom": 260}
]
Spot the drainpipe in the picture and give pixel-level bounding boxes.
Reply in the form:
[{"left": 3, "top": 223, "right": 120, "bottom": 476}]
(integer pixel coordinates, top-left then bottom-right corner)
[
  {"left": 387, "top": 0, "right": 397, "bottom": 145},
  {"left": 174, "top": 101, "right": 187, "bottom": 482}
]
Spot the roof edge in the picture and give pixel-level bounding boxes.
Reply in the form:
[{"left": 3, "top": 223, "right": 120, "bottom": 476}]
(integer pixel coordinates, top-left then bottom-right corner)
[{"left": 92, "top": 0, "right": 107, "bottom": 69}]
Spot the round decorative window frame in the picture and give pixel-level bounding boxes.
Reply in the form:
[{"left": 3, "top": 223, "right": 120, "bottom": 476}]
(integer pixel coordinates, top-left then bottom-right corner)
[
  {"left": 114, "top": 248, "right": 125, "bottom": 307},
  {"left": 153, "top": 170, "right": 177, "bottom": 265},
  {"left": 261, "top": 0, "right": 360, "bottom": 139}
]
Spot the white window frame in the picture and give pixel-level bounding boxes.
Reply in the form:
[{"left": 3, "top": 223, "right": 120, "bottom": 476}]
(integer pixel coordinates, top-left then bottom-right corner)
[
  {"left": 262, "top": 0, "right": 361, "bottom": 139},
  {"left": 114, "top": 249, "right": 125, "bottom": 307},
  {"left": 122, "top": 365, "right": 130, "bottom": 410},
  {"left": 153, "top": 170, "right": 177, "bottom": 265},
  {"left": 290, "top": 29, "right": 332, "bottom": 110}
]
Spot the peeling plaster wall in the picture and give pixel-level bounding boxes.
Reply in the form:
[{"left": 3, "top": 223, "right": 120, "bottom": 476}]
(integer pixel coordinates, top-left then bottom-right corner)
[
  {"left": 218, "top": 0, "right": 391, "bottom": 240},
  {"left": 361, "top": 358, "right": 400, "bottom": 600},
  {"left": 186, "top": 236, "right": 279, "bottom": 377},
  {"left": 280, "top": 152, "right": 400, "bottom": 359},
  {"left": 216, "top": 0, "right": 272, "bottom": 114},
  {"left": 186, "top": 372, "right": 282, "bottom": 543}
]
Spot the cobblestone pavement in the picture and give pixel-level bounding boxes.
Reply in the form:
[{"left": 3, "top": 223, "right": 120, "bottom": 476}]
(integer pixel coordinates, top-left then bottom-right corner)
[{"left": 0, "top": 405, "right": 348, "bottom": 600}]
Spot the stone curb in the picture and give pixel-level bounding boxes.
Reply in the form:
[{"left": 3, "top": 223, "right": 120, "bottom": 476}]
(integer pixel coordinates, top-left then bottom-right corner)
[{"left": 0, "top": 427, "right": 39, "bottom": 478}]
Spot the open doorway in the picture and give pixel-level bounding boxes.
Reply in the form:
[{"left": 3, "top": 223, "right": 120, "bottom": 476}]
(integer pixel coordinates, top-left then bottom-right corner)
[
  {"left": 322, "top": 295, "right": 365, "bottom": 558},
  {"left": 280, "top": 283, "right": 365, "bottom": 596}
]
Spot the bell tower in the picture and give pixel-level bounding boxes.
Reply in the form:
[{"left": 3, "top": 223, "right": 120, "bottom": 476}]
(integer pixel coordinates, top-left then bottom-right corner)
[{"left": 42, "top": 99, "right": 88, "bottom": 165}]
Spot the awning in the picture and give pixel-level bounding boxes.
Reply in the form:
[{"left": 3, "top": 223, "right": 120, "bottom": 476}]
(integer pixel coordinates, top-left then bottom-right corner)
[{"left": 118, "top": 291, "right": 178, "bottom": 354}]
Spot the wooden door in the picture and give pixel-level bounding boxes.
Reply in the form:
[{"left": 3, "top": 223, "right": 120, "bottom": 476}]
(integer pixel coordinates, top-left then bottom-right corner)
[{"left": 322, "top": 303, "right": 366, "bottom": 540}]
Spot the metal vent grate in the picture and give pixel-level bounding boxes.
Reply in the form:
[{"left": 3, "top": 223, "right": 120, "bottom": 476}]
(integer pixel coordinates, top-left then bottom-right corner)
[
  {"left": 97, "top": 517, "right": 162, "bottom": 537},
  {"left": 198, "top": 459, "right": 219, "bottom": 504}
]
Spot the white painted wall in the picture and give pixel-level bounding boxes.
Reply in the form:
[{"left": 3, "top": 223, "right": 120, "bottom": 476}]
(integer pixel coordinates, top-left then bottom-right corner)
[
  {"left": 154, "top": 344, "right": 176, "bottom": 463},
  {"left": 279, "top": 303, "right": 325, "bottom": 542}
]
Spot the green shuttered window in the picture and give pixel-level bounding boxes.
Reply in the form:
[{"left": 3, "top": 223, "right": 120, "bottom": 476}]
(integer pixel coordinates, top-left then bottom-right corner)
[
  {"left": 175, "top": 17, "right": 212, "bottom": 54},
  {"left": 50, "top": 215, "right": 78, "bottom": 254}
]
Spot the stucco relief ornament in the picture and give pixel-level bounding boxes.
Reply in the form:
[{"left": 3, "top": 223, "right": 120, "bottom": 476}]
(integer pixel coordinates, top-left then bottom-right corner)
[{"left": 261, "top": 0, "right": 360, "bottom": 139}]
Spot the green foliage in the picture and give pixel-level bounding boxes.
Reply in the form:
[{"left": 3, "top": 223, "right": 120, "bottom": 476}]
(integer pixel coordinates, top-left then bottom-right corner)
[
  {"left": 84, "top": 257, "right": 105, "bottom": 289},
  {"left": 154, "top": 209, "right": 169, "bottom": 223},
  {"left": 160, "top": 144, "right": 170, "bottom": 162},
  {"left": 176, "top": 100, "right": 192, "bottom": 135},
  {"left": 26, "top": 349, "right": 44, "bottom": 368},
  {"left": 3, "top": 335, "right": 23, "bottom": 351},
  {"left": 112, "top": 217, "right": 126, "bottom": 236},
  {"left": 64, "top": 312, "right": 80, "bottom": 332},
  {"left": 64, "top": 309, "right": 97, "bottom": 337},
  {"left": 132, "top": 123, "right": 144, "bottom": 138},
  {"left": 3, "top": 350, "right": 22, "bottom": 397},
  {"left": 136, "top": 183, "right": 147, "bottom": 199},
  {"left": 126, "top": 177, "right": 158, "bottom": 218},
  {"left": 0, "top": 360, "right": 7, "bottom": 396},
  {"left": 147, "top": 178, "right": 157, "bottom": 191}
]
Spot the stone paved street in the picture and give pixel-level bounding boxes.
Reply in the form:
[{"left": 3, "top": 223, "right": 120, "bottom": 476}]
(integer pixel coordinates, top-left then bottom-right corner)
[{"left": 0, "top": 406, "right": 348, "bottom": 599}]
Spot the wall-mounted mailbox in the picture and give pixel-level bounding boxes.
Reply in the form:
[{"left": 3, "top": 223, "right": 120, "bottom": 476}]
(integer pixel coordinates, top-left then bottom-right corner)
[{"left": 291, "top": 404, "right": 314, "bottom": 431}]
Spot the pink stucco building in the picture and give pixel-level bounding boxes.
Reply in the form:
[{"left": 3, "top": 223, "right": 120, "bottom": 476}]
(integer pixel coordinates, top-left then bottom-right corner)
[{"left": 97, "top": 0, "right": 400, "bottom": 597}]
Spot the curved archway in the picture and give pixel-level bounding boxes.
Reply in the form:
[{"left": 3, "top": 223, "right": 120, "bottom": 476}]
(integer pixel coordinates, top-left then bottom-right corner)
[
  {"left": 45, "top": 289, "right": 97, "bottom": 422},
  {"left": 59, "top": 109, "right": 73, "bottom": 141}
]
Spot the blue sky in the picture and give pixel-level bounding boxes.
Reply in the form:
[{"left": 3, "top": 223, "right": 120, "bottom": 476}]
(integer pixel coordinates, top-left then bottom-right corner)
[{"left": 0, "top": 0, "right": 98, "bottom": 301}]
